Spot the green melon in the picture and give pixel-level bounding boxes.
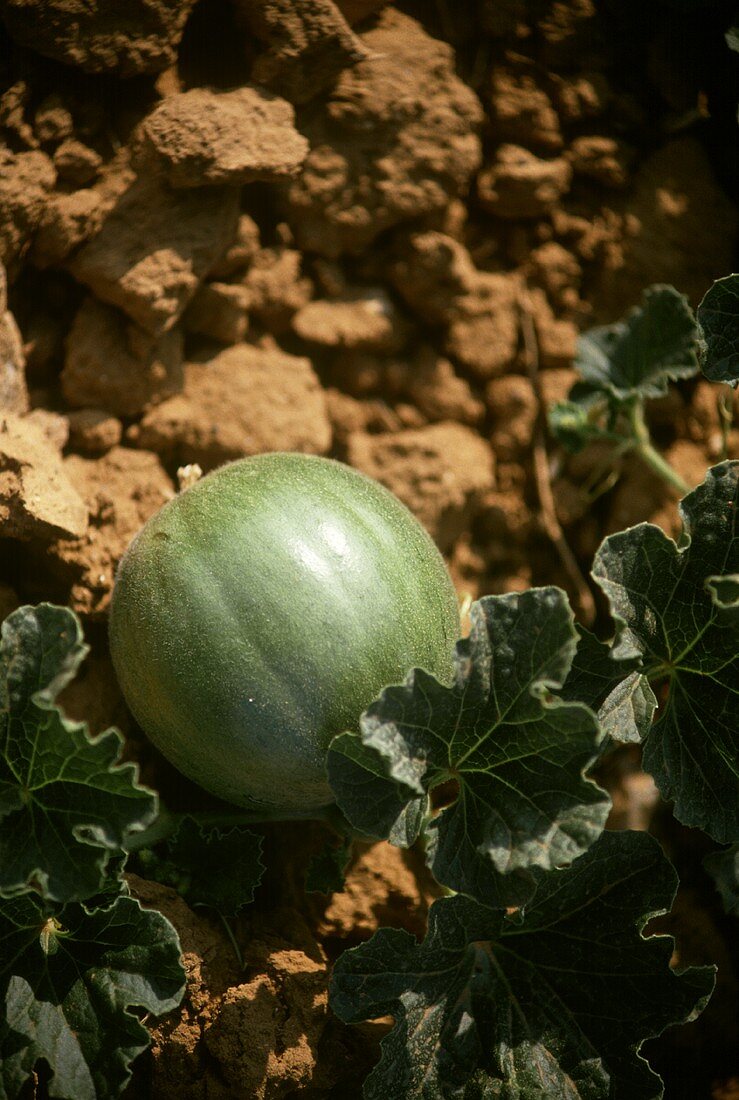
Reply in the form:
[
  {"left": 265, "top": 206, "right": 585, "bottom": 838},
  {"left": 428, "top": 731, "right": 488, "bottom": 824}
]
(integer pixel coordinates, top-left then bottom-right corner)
[{"left": 109, "top": 453, "right": 459, "bottom": 812}]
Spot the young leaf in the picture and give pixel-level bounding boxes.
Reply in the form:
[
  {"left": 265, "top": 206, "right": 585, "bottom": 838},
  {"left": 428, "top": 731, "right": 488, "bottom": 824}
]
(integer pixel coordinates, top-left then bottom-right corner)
[
  {"left": 306, "top": 835, "right": 354, "bottom": 895},
  {"left": 547, "top": 288, "right": 697, "bottom": 499},
  {"left": 560, "top": 627, "right": 657, "bottom": 744},
  {"left": 704, "top": 844, "right": 739, "bottom": 916},
  {"left": 330, "top": 830, "right": 714, "bottom": 1100},
  {"left": 576, "top": 284, "right": 699, "bottom": 400},
  {"left": 593, "top": 461, "right": 739, "bottom": 842},
  {"left": 0, "top": 605, "right": 157, "bottom": 902},
  {"left": 329, "top": 589, "right": 610, "bottom": 910},
  {"left": 696, "top": 273, "right": 739, "bottom": 384},
  {"left": 0, "top": 892, "right": 185, "bottom": 1100},
  {"left": 133, "top": 817, "right": 265, "bottom": 915},
  {"left": 548, "top": 386, "right": 605, "bottom": 453}
]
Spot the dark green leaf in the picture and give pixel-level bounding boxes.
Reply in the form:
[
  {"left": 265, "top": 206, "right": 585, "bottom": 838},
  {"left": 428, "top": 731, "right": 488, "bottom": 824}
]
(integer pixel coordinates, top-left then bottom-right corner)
[
  {"left": 331, "top": 589, "right": 609, "bottom": 909},
  {"left": 704, "top": 844, "right": 739, "bottom": 915},
  {"left": 726, "top": 26, "right": 739, "bottom": 52},
  {"left": 697, "top": 274, "right": 739, "bottom": 384},
  {"left": 561, "top": 628, "right": 657, "bottom": 744},
  {"left": 0, "top": 892, "right": 185, "bottom": 1099},
  {"left": 134, "top": 817, "right": 265, "bottom": 916},
  {"left": 327, "top": 734, "right": 426, "bottom": 848},
  {"left": 3, "top": 977, "right": 95, "bottom": 1099},
  {"left": 330, "top": 831, "right": 714, "bottom": 1100},
  {"left": 306, "top": 835, "right": 354, "bottom": 895},
  {"left": 0, "top": 605, "right": 157, "bottom": 902},
  {"left": 0, "top": 1008, "right": 37, "bottom": 1100},
  {"left": 593, "top": 461, "right": 739, "bottom": 842},
  {"left": 577, "top": 285, "right": 699, "bottom": 400}
]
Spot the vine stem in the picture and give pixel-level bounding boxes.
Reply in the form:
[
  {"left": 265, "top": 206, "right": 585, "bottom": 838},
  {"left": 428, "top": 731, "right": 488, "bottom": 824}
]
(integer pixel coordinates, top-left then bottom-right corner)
[
  {"left": 218, "top": 912, "right": 245, "bottom": 969},
  {"left": 626, "top": 400, "right": 690, "bottom": 496},
  {"left": 517, "top": 289, "right": 596, "bottom": 625}
]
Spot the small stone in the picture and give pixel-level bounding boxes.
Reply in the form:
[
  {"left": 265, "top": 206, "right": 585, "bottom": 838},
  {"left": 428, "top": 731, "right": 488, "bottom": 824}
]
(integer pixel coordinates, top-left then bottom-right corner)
[
  {"left": 552, "top": 72, "right": 611, "bottom": 122},
  {"left": 53, "top": 140, "right": 103, "bottom": 185},
  {"left": 134, "top": 86, "right": 308, "bottom": 188},
  {"left": 390, "top": 232, "right": 519, "bottom": 379},
  {"left": 528, "top": 241, "right": 582, "bottom": 308},
  {"left": 67, "top": 408, "right": 124, "bottom": 454},
  {"left": 183, "top": 282, "right": 250, "bottom": 344},
  {"left": 490, "top": 69, "right": 563, "bottom": 152},
  {"left": 446, "top": 273, "right": 519, "bottom": 379},
  {"left": 34, "top": 94, "right": 74, "bottom": 144},
  {"left": 390, "top": 232, "right": 480, "bottom": 324},
  {"left": 568, "top": 135, "right": 632, "bottom": 188},
  {"left": 0, "top": 414, "right": 87, "bottom": 541},
  {"left": 395, "top": 403, "right": 428, "bottom": 429},
  {"left": 538, "top": 0, "right": 599, "bottom": 66},
  {"left": 292, "top": 289, "right": 404, "bottom": 352},
  {"left": 397, "top": 351, "right": 484, "bottom": 425},
  {"left": 478, "top": 144, "right": 572, "bottom": 219},
  {"left": 63, "top": 298, "right": 184, "bottom": 417},
  {"left": 242, "top": 247, "right": 312, "bottom": 332}
]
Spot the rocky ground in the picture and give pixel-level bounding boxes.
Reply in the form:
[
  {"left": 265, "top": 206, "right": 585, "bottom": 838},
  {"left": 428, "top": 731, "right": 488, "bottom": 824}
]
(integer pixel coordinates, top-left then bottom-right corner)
[{"left": 1, "top": 0, "right": 738, "bottom": 1096}]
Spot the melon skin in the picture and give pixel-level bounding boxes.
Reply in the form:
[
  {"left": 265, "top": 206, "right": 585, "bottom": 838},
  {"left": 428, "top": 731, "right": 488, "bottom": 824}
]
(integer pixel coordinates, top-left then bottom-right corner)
[{"left": 109, "top": 452, "right": 460, "bottom": 812}]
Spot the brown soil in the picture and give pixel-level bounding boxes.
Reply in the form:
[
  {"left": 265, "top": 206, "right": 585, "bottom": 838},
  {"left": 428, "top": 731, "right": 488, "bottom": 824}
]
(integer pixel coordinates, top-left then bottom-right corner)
[{"left": 1, "top": 0, "right": 738, "bottom": 1096}]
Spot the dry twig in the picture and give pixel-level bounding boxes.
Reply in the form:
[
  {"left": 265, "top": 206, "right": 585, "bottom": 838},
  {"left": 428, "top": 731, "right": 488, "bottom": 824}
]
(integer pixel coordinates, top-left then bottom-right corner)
[{"left": 517, "top": 288, "right": 596, "bottom": 625}]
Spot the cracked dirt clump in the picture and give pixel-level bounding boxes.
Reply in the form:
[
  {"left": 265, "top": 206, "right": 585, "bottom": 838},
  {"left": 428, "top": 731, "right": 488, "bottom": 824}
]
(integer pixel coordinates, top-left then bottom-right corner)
[
  {"left": 133, "top": 343, "right": 331, "bottom": 469},
  {"left": 129, "top": 875, "right": 331, "bottom": 1100},
  {"left": 0, "top": 415, "right": 88, "bottom": 542},
  {"left": 0, "top": 0, "right": 199, "bottom": 76},
  {"left": 133, "top": 86, "right": 309, "bottom": 188},
  {"left": 282, "top": 7, "right": 483, "bottom": 256}
]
